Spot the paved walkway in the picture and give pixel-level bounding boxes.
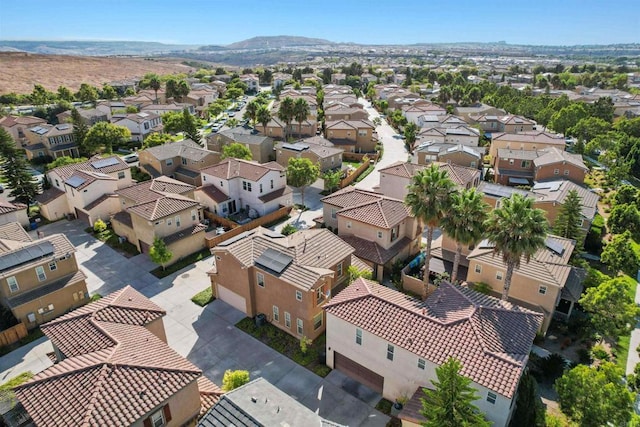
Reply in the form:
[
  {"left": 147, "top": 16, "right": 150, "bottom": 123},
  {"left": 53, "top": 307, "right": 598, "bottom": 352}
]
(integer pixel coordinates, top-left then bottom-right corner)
[
  {"left": 626, "top": 279, "right": 640, "bottom": 375},
  {"left": 1, "top": 219, "right": 389, "bottom": 426}
]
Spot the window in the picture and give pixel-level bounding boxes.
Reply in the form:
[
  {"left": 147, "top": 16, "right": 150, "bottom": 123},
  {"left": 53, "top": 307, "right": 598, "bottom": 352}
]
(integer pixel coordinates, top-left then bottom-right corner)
[
  {"left": 377, "top": 231, "right": 383, "bottom": 239},
  {"left": 7, "top": 276, "right": 18, "bottom": 293},
  {"left": 242, "top": 181, "right": 252, "bottom": 192},
  {"left": 259, "top": 183, "right": 263, "bottom": 193},
  {"left": 496, "top": 271, "right": 503, "bottom": 281},
  {"left": 521, "top": 160, "right": 530, "bottom": 168},
  {"left": 273, "top": 305, "right": 279, "bottom": 322},
  {"left": 257, "top": 272, "right": 265, "bottom": 287},
  {"left": 564, "top": 169, "right": 570, "bottom": 176},
  {"left": 509, "top": 159, "right": 514, "bottom": 165},
  {"left": 270, "top": 179, "right": 274, "bottom": 189},
  {"left": 117, "top": 171, "right": 125, "bottom": 179},
  {"left": 418, "top": 358, "right": 426, "bottom": 370},
  {"left": 487, "top": 392, "right": 497, "bottom": 405},
  {"left": 356, "top": 328, "right": 362, "bottom": 345},
  {"left": 538, "top": 285, "right": 547, "bottom": 295},
  {"left": 296, "top": 290, "right": 303, "bottom": 301},
  {"left": 337, "top": 262, "right": 343, "bottom": 277},
  {"left": 36, "top": 266, "right": 46, "bottom": 282},
  {"left": 346, "top": 221, "right": 352, "bottom": 229},
  {"left": 358, "top": 129, "right": 367, "bottom": 136},
  {"left": 331, "top": 208, "right": 337, "bottom": 219},
  {"left": 55, "top": 179, "right": 59, "bottom": 187},
  {"left": 150, "top": 409, "right": 165, "bottom": 427},
  {"left": 387, "top": 344, "right": 394, "bottom": 361},
  {"left": 181, "top": 158, "right": 187, "bottom": 165},
  {"left": 316, "top": 287, "right": 325, "bottom": 304},
  {"left": 166, "top": 159, "right": 173, "bottom": 166},
  {"left": 285, "top": 312, "right": 291, "bottom": 328},
  {"left": 391, "top": 225, "right": 399, "bottom": 242},
  {"left": 220, "top": 181, "right": 223, "bottom": 187},
  {"left": 297, "top": 318, "right": 304, "bottom": 335},
  {"left": 167, "top": 218, "right": 172, "bottom": 226},
  {"left": 554, "top": 168, "right": 559, "bottom": 175},
  {"left": 191, "top": 210, "right": 197, "bottom": 221},
  {"left": 49, "top": 261, "right": 57, "bottom": 271},
  {"left": 175, "top": 216, "right": 181, "bottom": 227},
  {"left": 313, "top": 313, "right": 323, "bottom": 330},
  {"left": 474, "top": 264, "right": 482, "bottom": 274},
  {"left": 27, "top": 313, "right": 36, "bottom": 323}
]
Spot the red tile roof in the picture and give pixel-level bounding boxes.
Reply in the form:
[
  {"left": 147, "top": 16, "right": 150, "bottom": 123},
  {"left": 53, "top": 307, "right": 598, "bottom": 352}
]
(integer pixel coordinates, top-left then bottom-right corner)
[
  {"left": 201, "top": 158, "right": 284, "bottom": 182},
  {"left": 338, "top": 198, "right": 411, "bottom": 229},
  {"left": 0, "top": 200, "right": 27, "bottom": 215},
  {"left": 127, "top": 194, "right": 200, "bottom": 221},
  {"left": 325, "top": 279, "right": 542, "bottom": 398}
]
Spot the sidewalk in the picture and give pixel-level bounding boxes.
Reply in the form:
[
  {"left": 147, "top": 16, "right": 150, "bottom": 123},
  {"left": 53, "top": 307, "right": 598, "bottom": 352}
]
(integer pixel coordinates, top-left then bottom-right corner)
[{"left": 626, "top": 279, "right": 640, "bottom": 375}]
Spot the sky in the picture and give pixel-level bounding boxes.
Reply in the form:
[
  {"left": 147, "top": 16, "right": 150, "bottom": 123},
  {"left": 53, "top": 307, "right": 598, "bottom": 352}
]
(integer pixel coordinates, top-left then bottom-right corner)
[{"left": 1, "top": 0, "right": 639, "bottom": 46}]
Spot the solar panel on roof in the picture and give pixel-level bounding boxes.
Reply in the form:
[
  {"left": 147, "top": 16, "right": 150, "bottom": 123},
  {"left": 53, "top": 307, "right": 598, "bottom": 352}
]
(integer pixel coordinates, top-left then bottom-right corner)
[
  {"left": 282, "top": 143, "right": 309, "bottom": 152},
  {"left": 66, "top": 175, "right": 86, "bottom": 188},
  {"left": 255, "top": 248, "right": 293, "bottom": 274},
  {"left": 532, "top": 181, "right": 561, "bottom": 192},
  {"left": 545, "top": 238, "right": 565, "bottom": 256},
  {"left": 482, "top": 184, "right": 516, "bottom": 198},
  {"left": 90, "top": 157, "right": 120, "bottom": 169},
  {"left": 31, "top": 126, "right": 48, "bottom": 135},
  {"left": 478, "top": 239, "right": 495, "bottom": 249},
  {"left": 0, "top": 241, "right": 55, "bottom": 272},
  {"left": 56, "top": 124, "right": 71, "bottom": 130}
]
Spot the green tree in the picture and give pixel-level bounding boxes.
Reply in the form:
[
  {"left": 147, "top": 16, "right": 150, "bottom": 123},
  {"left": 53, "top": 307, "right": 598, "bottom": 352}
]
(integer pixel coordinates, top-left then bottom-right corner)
[
  {"left": 222, "top": 369, "right": 250, "bottom": 392},
  {"left": 550, "top": 103, "right": 588, "bottom": 136},
  {"left": 161, "top": 111, "right": 184, "bottom": 134},
  {"left": 405, "top": 164, "right": 455, "bottom": 298},
  {"left": 555, "top": 362, "right": 633, "bottom": 427},
  {"left": 607, "top": 203, "right": 640, "bottom": 238},
  {"left": 76, "top": 83, "right": 99, "bottom": 105},
  {"left": 221, "top": 143, "right": 252, "bottom": 160},
  {"left": 0, "top": 129, "right": 39, "bottom": 205},
  {"left": 440, "top": 189, "right": 488, "bottom": 283},
  {"left": 101, "top": 85, "right": 117, "bottom": 100},
  {"left": 149, "top": 237, "right": 173, "bottom": 271},
  {"left": 70, "top": 108, "right": 90, "bottom": 156},
  {"left": 181, "top": 108, "right": 201, "bottom": 144},
  {"left": 45, "top": 156, "right": 87, "bottom": 171},
  {"left": 579, "top": 277, "right": 640, "bottom": 337},
  {"left": 568, "top": 117, "right": 611, "bottom": 142},
  {"left": 322, "top": 169, "right": 342, "bottom": 193},
  {"left": 293, "top": 98, "right": 310, "bottom": 137},
  {"left": 613, "top": 184, "right": 639, "bottom": 206},
  {"left": 148, "top": 74, "right": 161, "bottom": 104},
  {"left": 601, "top": 231, "right": 640, "bottom": 276},
  {"left": 56, "top": 86, "right": 74, "bottom": 102},
  {"left": 143, "top": 133, "right": 173, "bottom": 148},
  {"left": 420, "top": 358, "right": 490, "bottom": 427},
  {"left": 484, "top": 193, "right": 548, "bottom": 301},
  {"left": 589, "top": 96, "right": 615, "bottom": 122},
  {"left": 224, "top": 87, "right": 243, "bottom": 101},
  {"left": 510, "top": 373, "right": 544, "bottom": 427},
  {"left": 403, "top": 122, "right": 419, "bottom": 147},
  {"left": 278, "top": 97, "right": 295, "bottom": 141},
  {"left": 257, "top": 105, "right": 272, "bottom": 135},
  {"left": 552, "top": 189, "right": 584, "bottom": 243},
  {"left": 347, "top": 265, "right": 373, "bottom": 283},
  {"left": 30, "top": 84, "right": 52, "bottom": 105},
  {"left": 286, "top": 158, "right": 319, "bottom": 209},
  {"left": 244, "top": 100, "right": 259, "bottom": 128},
  {"left": 84, "top": 122, "right": 131, "bottom": 154}
]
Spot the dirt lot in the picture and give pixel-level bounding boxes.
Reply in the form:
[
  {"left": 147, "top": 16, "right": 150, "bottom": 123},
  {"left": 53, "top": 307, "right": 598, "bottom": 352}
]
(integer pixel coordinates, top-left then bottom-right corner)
[{"left": 0, "top": 52, "right": 195, "bottom": 94}]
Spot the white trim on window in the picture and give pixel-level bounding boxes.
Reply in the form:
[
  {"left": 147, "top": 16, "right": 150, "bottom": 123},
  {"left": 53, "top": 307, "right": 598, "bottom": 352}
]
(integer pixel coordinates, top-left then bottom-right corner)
[
  {"left": 273, "top": 305, "right": 279, "bottom": 322},
  {"left": 7, "top": 276, "right": 18, "bottom": 293},
  {"left": 295, "top": 290, "right": 302, "bottom": 301},
  {"left": 257, "top": 272, "right": 265, "bottom": 287},
  {"left": 285, "top": 312, "right": 291, "bottom": 328},
  {"left": 487, "top": 392, "right": 497, "bottom": 404},
  {"left": 297, "top": 318, "right": 304, "bottom": 335},
  {"left": 356, "top": 328, "right": 362, "bottom": 345},
  {"left": 538, "top": 285, "right": 547, "bottom": 295},
  {"left": 36, "top": 266, "right": 46, "bottom": 282}
]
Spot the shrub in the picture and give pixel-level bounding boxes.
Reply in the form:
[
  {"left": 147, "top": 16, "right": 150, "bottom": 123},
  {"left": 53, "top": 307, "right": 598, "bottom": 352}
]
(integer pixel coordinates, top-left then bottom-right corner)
[
  {"left": 93, "top": 219, "right": 107, "bottom": 233},
  {"left": 191, "top": 287, "right": 214, "bottom": 307},
  {"left": 577, "top": 348, "right": 593, "bottom": 364},
  {"left": 472, "top": 282, "right": 492, "bottom": 295},
  {"left": 281, "top": 223, "right": 298, "bottom": 236},
  {"left": 540, "top": 353, "right": 567, "bottom": 382},
  {"left": 222, "top": 370, "right": 250, "bottom": 391},
  {"left": 591, "top": 344, "right": 610, "bottom": 361},
  {"left": 300, "top": 335, "right": 312, "bottom": 354}
]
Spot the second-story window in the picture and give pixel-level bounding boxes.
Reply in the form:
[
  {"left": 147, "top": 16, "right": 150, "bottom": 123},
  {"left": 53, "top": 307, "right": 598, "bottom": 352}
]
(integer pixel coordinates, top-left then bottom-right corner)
[
  {"left": 356, "top": 328, "right": 362, "bottom": 345},
  {"left": 182, "top": 158, "right": 187, "bottom": 165},
  {"left": 496, "top": 271, "right": 503, "bottom": 281},
  {"left": 418, "top": 358, "right": 426, "bottom": 370},
  {"left": 259, "top": 183, "right": 263, "bottom": 193},
  {"left": 36, "top": 266, "right": 46, "bottom": 282},
  {"left": 49, "top": 261, "right": 57, "bottom": 271},
  {"left": 337, "top": 262, "right": 343, "bottom": 277},
  {"left": 296, "top": 290, "right": 302, "bottom": 301},
  {"left": 117, "top": 171, "right": 125, "bottom": 179},
  {"left": 166, "top": 159, "right": 173, "bottom": 166},
  {"left": 391, "top": 225, "right": 399, "bottom": 242},
  {"left": 387, "top": 344, "right": 394, "bottom": 361},
  {"left": 7, "top": 276, "right": 19, "bottom": 293},
  {"left": 270, "top": 179, "right": 274, "bottom": 189},
  {"left": 243, "top": 181, "right": 252, "bottom": 192},
  {"left": 175, "top": 216, "right": 181, "bottom": 227},
  {"left": 257, "top": 272, "right": 265, "bottom": 287},
  {"left": 377, "top": 231, "right": 383, "bottom": 239}
]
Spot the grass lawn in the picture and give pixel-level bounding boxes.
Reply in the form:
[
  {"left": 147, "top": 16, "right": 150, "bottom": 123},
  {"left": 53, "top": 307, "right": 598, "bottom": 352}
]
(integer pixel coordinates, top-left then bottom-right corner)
[
  {"left": 354, "top": 165, "right": 375, "bottom": 183},
  {"left": 191, "top": 287, "right": 215, "bottom": 307},
  {"left": 614, "top": 275, "right": 637, "bottom": 372},
  {"left": 343, "top": 161, "right": 363, "bottom": 168},
  {"left": 150, "top": 249, "right": 211, "bottom": 279},
  {"left": 236, "top": 317, "right": 331, "bottom": 377}
]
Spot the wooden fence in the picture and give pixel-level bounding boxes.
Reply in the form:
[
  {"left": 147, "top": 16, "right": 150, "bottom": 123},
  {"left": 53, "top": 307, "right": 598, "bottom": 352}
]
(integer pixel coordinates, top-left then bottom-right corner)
[
  {"left": 343, "top": 152, "right": 379, "bottom": 163},
  {"left": 340, "top": 161, "right": 372, "bottom": 188},
  {"left": 0, "top": 323, "right": 28, "bottom": 347},
  {"left": 205, "top": 205, "right": 293, "bottom": 248}
]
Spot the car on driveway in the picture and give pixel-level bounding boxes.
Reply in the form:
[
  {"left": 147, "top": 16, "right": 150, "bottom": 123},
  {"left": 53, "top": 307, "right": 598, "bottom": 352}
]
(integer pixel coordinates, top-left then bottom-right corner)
[
  {"left": 123, "top": 154, "right": 139, "bottom": 163},
  {"left": 228, "top": 112, "right": 236, "bottom": 117}
]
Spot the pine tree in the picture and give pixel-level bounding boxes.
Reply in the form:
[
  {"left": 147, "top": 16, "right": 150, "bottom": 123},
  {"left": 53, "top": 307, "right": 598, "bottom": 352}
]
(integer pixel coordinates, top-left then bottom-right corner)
[
  {"left": 553, "top": 189, "right": 583, "bottom": 244},
  {"left": 420, "top": 358, "right": 490, "bottom": 427},
  {"left": 0, "top": 129, "right": 39, "bottom": 205},
  {"left": 182, "top": 108, "right": 201, "bottom": 144},
  {"left": 71, "top": 108, "right": 90, "bottom": 156}
]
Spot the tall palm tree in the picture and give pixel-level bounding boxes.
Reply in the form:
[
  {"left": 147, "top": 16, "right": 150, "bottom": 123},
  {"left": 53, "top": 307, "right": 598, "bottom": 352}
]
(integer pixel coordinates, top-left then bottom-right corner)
[
  {"left": 278, "top": 97, "right": 295, "bottom": 141},
  {"left": 257, "top": 105, "right": 271, "bottom": 135},
  {"left": 440, "top": 188, "right": 488, "bottom": 283},
  {"left": 149, "top": 75, "right": 161, "bottom": 104},
  {"left": 244, "top": 100, "right": 259, "bottom": 128},
  {"left": 484, "top": 193, "right": 548, "bottom": 301},
  {"left": 405, "top": 164, "right": 456, "bottom": 299},
  {"left": 293, "top": 98, "right": 310, "bottom": 137}
]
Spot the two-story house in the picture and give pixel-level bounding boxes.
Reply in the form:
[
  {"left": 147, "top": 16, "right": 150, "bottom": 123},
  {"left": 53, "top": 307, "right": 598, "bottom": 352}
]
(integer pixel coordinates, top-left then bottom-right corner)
[
  {"left": 24, "top": 123, "right": 79, "bottom": 160},
  {"left": 402, "top": 104, "right": 446, "bottom": 125},
  {"left": 240, "top": 74, "right": 260, "bottom": 92},
  {"left": 207, "top": 126, "right": 274, "bottom": 163},
  {"left": 140, "top": 102, "right": 196, "bottom": 117},
  {"left": 0, "top": 115, "right": 46, "bottom": 146},
  {"left": 493, "top": 147, "right": 588, "bottom": 186},
  {"left": 489, "top": 131, "right": 565, "bottom": 162},
  {"left": 272, "top": 72, "right": 293, "bottom": 89},
  {"left": 113, "top": 111, "right": 162, "bottom": 142},
  {"left": 324, "top": 105, "right": 369, "bottom": 122},
  {"left": 197, "top": 158, "right": 292, "bottom": 217},
  {"left": 320, "top": 187, "right": 421, "bottom": 281},
  {"left": 209, "top": 227, "right": 355, "bottom": 340},
  {"left": 0, "top": 222, "right": 88, "bottom": 328},
  {"left": 470, "top": 114, "right": 536, "bottom": 135},
  {"left": 414, "top": 141, "right": 485, "bottom": 169},
  {"left": 139, "top": 139, "right": 221, "bottom": 186},
  {"left": 0, "top": 201, "right": 29, "bottom": 228},
  {"left": 36, "top": 155, "right": 132, "bottom": 225},
  {"left": 13, "top": 286, "right": 221, "bottom": 427},
  {"left": 274, "top": 136, "right": 343, "bottom": 172},
  {"left": 263, "top": 116, "right": 318, "bottom": 140},
  {"left": 56, "top": 107, "right": 109, "bottom": 126},
  {"left": 324, "top": 278, "right": 542, "bottom": 427},
  {"left": 325, "top": 120, "right": 376, "bottom": 153}
]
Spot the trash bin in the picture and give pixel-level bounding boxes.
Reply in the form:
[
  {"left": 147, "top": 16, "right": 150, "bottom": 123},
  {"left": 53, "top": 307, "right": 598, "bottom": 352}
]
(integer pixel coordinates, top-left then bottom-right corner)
[
  {"left": 30, "top": 222, "right": 37, "bottom": 230},
  {"left": 255, "top": 313, "right": 267, "bottom": 327}
]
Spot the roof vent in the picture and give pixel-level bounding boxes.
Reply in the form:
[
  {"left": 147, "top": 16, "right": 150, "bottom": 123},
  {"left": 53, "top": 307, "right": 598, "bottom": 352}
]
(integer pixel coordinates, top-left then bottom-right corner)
[{"left": 251, "top": 397, "right": 257, "bottom": 403}]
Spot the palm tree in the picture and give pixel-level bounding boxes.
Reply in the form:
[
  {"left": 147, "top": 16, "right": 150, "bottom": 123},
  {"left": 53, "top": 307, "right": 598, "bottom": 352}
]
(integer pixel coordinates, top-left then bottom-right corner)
[
  {"left": 405, "top": 164, "right": 456, "bottom": 299},
  {"left": 244, "top": 100, "right": 259, "bottom": 128},
  {"left": 440, "top": 189, "right": 488, "bottom": 283},
  {"left": 293, "top": 98, "right": 310, "bottom": 137},
  {"left": 257, "top": 105, "right": 271, "bottom": 135},
  {"left": 484, "top": 193, "right": 548, "bottom": 301},
  {"left": 278, "top": 97, "right": 295, "bottom": 141},
  {"left": 149, "top": 75, "right": 161, "bottom": 104}
]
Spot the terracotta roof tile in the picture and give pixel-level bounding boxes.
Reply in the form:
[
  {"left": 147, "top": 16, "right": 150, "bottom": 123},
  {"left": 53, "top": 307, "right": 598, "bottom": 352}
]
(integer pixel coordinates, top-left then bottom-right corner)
[
  {"left": 128, "top": 194, "right": 200, "bottom": 221},
  {"left": 0, "top": 200, "right": 27, "bottom": 215},
  {"left": 196, "top": 184, "right": 230, "bottom": 204},
  {"left": 338, "top": 198, "right": 410, "bottom": 229},
  {"left": 201, "top": 158, "right": 284, "bottom": 181},
  {"left": 0, "top": 222, "right": 32, "bottom": 243},
  {"left": 116, "top": 176, "right": 195, "bottom": 205},
  {"left": 340, "top": 235, "right": 413, "bottom": 265},
  {"left": 325, "top": 279, "right": 542, "bottom": 398},
  {"left": 49, "top": 155, "right": 129, "bottom": 181},
  {"left": 35, "top": 187, "right": 66, "bottom": 205}
]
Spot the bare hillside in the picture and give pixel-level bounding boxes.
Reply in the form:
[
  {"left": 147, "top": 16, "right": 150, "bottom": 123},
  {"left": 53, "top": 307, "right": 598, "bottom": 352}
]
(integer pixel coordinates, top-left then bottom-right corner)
[{"left": 0, "top": 52, "right": 195, "bottom": 94}]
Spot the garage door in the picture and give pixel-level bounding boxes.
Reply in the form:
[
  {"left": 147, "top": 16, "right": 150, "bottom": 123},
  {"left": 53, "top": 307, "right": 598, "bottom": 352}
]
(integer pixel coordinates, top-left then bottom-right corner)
[
  {"left": 334, "top": 352, "right": 384, "bottom": 393},
  {"left": 216, "top": 284, "right": 247, "bottom": 313}
]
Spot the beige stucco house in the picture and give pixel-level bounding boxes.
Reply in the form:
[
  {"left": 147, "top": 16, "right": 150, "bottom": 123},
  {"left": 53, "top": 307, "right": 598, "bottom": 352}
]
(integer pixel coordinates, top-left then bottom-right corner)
[
  {"left": 207, "top": 126, "right": 274, "bottom": 163},
  {"left": 0, "top": 201, "right": 29, "bottom": 228},
  {"left": 489, "top": 131, "right": 565, "bottom": 161},
  {"left": 325, "top": 119, "right": 376, "bottom": 153},
  {"left": 23, "top": 123, "right": 79, "bottom": 160},
  {"left": 0, "top": 115, "right": 47, "bottom": 146},
  {"left": 274, "top": 136, "right": 343, "bottom": 172}
]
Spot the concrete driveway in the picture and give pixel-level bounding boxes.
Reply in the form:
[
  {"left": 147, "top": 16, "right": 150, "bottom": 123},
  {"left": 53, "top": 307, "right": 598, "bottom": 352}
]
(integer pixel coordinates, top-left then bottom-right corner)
[{"left": 3, "top": 219, "right": 389, "bottom": 426}]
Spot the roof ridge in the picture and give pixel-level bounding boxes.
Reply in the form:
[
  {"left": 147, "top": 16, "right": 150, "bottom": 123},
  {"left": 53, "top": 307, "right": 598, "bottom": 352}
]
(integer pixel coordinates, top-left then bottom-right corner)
[{"left": 81, "top": 364, "right": 112, "bottom": 425}]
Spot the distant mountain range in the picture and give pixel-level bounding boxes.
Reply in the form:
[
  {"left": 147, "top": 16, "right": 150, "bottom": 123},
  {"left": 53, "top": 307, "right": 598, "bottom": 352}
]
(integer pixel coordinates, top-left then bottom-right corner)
[
  {"left": 225, "top": 36, "right": 334, "bottom": 49},
  {"left": 0, "top": 40, "right": 200, "bottom": 56}
]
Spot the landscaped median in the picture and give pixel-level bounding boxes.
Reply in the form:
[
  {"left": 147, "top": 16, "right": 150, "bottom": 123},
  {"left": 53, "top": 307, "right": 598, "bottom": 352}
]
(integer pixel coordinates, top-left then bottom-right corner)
[{"left": 235, "top": 317, "right": 331, "bottom": 377}]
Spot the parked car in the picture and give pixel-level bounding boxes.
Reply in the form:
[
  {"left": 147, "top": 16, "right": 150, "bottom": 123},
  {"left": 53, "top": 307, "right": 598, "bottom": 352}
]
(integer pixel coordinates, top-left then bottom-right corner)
[
  {"left": 123, "top": 154, "right": 139, "bottom": 163},
  {"left": 228, "top": 112, "right": 236, "bottom": 117}
]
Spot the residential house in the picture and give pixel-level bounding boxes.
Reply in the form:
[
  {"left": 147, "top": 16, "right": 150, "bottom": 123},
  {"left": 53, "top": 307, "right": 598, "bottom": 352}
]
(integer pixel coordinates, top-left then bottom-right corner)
[
  {"left": 415, "top": 126, "right": 480, "bottom": 147},
  {"left": 208, "top": 126, "right": 275, "bottom": 163},
  {"left": 414, "top": 141, "right": 484, "bottom": 169},
  {"left": 533, "top": 147, "right": 588, "bottom": 184},
  {"left": 469, "top": 114, "right": 536, "bottom": 135},
  {"left": 493, "top": 149, "right": 543, "bottom": 186},
  {"left": 95, "top": 100, "right": 126, "bottom": 118},
  {"left": 197, "top": 158, "right": 292, "bottom": 218},
  {"left": 0, "top": 201, "right": 29, "bottom": 228},
  {"left": 112, "top": 176, "right": 206, "bottom": 257},
  {"left": 0, "top": 115, "right": 46, "bottom": 145},
  {"left": 272, "top": 72, "right": 292, "bottom": 89},
  {"left": 274, "top": 136, "right": 343, "bottom": 172},
  {"left": 477, "top": 182, "right": 536, "bottom": 210},
  {"left": 141, "top": 102, "right": 196, "bottom": 117},
  {"left": 199, "top": 378, "right": 343, "bottom": 426},
  {"left": 113, "top": 111, "right": 162, "bottom": 142},
  {"left": 325, "top": 119, "right": 376, "bottom": 153},
  {"left": 324, "top": 278, "right": 542, "bottom": 427},
  {"left": 13, "top": 286, "right": 221, "bottom": 427},
  {"left": 262, "top": 116, "right": 317, "bottom": 141},
  {"left": 184, "top": 89, "right": 219, "bottom": 117},
  {"left": 454, "top": 103, "right": 506, "bottom": 121},
  {"left": 331, "top": 73, "right": 347, "bottom": 85},
  {"left": 56, "top": 107, "right": 109, "bottom": 126},
  {"left": 240, "top": 74, "right": 260, "bottom": 92},
  {"left": 377, "top": 161, "right": 480, "bottom": 200},
  {"left": 23, "top": 123, "right": 79, "bottom": 160},
  {"left": 320, "top": 187, "right": 421, "bottom": 280},
  {"left": 324, "top": 93, "right": 358, "bottom": 106},
  {"left": 208, "top": 227, "right": 355, "bottom": 340},
  {"left": 465, "top": 234, "right": 583, "bottom": 332},
  {"left": 402, "top": 104, "right": 446, "bottom": 125},
  {"left": 0, "top": 222, "right": 88, "bottom": 328},
  {"left": 489, "top": 131, "right": 565, "bottom": 161},
  {"left": 324, "top": 105, "right": 369, "bottom": 122},
  {"left": 140, "top": 139, "right": 221, "bottom": 186},
  {"left": 273, "top": 94, "right": 318, "bottom": 117}
]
